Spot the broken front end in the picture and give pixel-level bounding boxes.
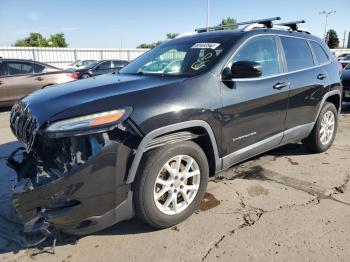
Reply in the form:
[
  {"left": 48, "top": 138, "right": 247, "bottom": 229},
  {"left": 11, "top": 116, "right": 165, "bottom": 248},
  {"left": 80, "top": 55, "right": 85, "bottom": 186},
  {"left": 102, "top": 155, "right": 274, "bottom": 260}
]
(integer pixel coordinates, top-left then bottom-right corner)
[{"left": 8, "top": 104, "right": 141, "bottom": 238}]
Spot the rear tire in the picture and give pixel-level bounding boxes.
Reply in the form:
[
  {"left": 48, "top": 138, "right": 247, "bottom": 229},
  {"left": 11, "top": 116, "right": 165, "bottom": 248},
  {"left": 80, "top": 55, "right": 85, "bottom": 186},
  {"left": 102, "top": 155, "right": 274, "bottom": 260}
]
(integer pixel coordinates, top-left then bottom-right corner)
[
  {"left": 133, "top": 141, "right": 209, "bottom": 228},
  {"left": 303, "top": 102, "right": 338, "bottom": 153}
]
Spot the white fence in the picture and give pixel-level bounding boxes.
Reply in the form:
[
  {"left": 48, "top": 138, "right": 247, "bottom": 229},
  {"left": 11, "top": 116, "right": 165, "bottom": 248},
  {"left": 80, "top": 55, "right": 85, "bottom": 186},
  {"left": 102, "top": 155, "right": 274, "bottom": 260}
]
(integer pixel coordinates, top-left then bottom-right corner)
[{"left": 0, "top": 47, "right": 149, "bottom": 68}]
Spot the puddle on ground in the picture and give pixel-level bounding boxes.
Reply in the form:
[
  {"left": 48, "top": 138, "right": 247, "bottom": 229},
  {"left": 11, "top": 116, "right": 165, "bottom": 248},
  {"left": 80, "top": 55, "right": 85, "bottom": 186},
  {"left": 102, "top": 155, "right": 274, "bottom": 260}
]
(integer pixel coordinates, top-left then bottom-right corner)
[
  {"left": 197, "top": 192, "right": 220, "bottom": 211},
  {"left": 247, "top": 185, "right": 269, "bottom": 197}
]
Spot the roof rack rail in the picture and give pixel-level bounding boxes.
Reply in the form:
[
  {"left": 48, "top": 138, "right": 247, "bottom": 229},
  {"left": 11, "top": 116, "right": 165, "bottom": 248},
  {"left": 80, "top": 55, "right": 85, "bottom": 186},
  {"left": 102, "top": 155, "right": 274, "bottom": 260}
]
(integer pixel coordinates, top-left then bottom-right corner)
[
  {"left": 195, "top": 17, "right": 281, "bottom": 33},
  {"left": 274, "top": 20, "right": 310, "bottom": 34},
  {"left": 276, "top": 20, "right": 305, "bottom": 31}
]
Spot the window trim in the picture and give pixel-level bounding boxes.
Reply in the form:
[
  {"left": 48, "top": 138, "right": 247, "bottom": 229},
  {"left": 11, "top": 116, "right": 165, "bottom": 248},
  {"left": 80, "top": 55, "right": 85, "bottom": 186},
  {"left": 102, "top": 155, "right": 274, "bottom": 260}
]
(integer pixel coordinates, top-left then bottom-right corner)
[
  {"left": 221, "top": 33, "right": 332, "bottom": 82},
  {"left": 226, "top": 35, "right": 282, "bottom": 78},
  {"left": 279, "top": 35, "right": 316, "bottom": 72},
  {"left": 308, "top": 40, "right": 331, "bottom": 66}
]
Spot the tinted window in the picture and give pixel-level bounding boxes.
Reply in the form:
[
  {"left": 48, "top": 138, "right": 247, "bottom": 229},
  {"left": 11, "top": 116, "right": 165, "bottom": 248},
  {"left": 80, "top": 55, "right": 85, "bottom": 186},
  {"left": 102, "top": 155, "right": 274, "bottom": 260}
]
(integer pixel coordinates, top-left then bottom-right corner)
[
  {"left": 280, "top": 37, "right": 314, "bottom": 71},
  {"left": 33, "top": 63, "right": 46, "bottom": 73},
  {"left": 8, "top": 61, "right": 33, "bottom": 75},
  {"left": 112, "top": 61, "right": 123, "bottom": 68},
  {"left": 231, "top": 36, "right": 279, "bottom": 77},
  {"left": 97, "top": 61, "right": 111, "bottom": 70},
  {"left": 0, "top": 61, "right": 7, "bottom": 76},
  {"left": 310, "top": 42, "right": 329, "bottom": 64}
]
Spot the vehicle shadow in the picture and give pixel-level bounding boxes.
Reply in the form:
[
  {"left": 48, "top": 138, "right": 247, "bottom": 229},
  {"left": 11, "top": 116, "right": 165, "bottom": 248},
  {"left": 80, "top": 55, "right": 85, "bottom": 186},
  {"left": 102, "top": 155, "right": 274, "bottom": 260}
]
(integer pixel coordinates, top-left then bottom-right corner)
[
  {"left": 0, "top": 141, "right": 156, "bottom": 255},
  {"left": 0, "top": 106, "right": 11, "bottom": 113}
]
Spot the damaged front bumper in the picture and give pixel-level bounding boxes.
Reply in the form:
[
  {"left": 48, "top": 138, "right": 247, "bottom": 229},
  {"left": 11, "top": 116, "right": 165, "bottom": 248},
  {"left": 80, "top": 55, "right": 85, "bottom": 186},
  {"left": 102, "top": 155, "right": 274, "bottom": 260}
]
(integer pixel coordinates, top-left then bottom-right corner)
[{"left": 8, "top": 125, "right": 140, "bottom": 239}]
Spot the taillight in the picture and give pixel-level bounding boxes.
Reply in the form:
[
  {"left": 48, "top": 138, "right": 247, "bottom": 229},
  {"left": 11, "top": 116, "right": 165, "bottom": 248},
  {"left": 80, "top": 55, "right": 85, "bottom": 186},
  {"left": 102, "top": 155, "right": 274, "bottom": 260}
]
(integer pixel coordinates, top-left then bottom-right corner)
[{"left": 66, "top": 72, "right": 78, "bottom": 79}]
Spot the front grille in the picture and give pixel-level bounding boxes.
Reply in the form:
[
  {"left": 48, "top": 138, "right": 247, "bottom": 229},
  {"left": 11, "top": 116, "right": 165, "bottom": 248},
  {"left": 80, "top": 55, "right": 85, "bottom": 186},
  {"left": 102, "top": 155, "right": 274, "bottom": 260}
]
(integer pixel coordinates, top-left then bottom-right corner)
[{"left": 10, "top": 102, "right": 38, "bottom": 151}]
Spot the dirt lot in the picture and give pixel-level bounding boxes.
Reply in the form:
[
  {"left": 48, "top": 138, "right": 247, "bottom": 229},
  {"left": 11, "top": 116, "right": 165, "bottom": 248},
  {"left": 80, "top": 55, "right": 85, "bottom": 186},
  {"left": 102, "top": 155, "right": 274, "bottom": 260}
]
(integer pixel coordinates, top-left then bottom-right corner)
[{"left": 0, "top": 104, "right": 349, "bottom": 262}]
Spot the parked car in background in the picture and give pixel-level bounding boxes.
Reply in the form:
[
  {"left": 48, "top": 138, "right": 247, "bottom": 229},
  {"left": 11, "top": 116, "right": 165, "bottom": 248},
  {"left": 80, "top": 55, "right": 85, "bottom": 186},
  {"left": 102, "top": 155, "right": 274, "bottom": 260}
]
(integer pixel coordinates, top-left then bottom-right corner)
[
  {"left": 0, "top": 59, "right": 77, "bottom": 107},
  {"left": 140, "top": 59, "right": 183, "bottom": 74},
  {"left": 338, "top": 53, "right": 350, "bottom": 60},
  {"left": 339, "top": 54, "right": 350, "bottom": 68},
  {"left": 64, "top": 60, "right": 97, "bottom": 70},
  {"left": 75, "top": 60, "right": 129, "bottom": 79},
  {"left": 342, "top": 64, "right": 350, "bottom": 102}
]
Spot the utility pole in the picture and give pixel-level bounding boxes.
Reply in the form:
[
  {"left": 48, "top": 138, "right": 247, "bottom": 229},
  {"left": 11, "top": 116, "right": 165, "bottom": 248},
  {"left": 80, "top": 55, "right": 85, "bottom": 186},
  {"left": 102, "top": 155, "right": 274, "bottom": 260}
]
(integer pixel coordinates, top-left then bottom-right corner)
[
  {"left": 206, "top": 0, "right": 210, "bottom": 29},
  {"left": 343, "top": 30, "right": 347, "bottom": 48},
  {"left": 319, "top": 10, "right": 336, "bottom": 40}
]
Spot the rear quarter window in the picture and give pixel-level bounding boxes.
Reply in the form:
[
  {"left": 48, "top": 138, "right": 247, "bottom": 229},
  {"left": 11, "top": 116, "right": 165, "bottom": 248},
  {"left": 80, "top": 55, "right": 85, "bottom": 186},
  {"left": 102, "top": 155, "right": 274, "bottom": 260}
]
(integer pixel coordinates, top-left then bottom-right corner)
[
  {"left": 33, "top": 63, "right": 46, "bottom": 73},
  {"left": 310, "top": 41, "right": 329, "bottom": 65},
  {"left": 280, "top": 36, "right": 314, "bottom": 71}
]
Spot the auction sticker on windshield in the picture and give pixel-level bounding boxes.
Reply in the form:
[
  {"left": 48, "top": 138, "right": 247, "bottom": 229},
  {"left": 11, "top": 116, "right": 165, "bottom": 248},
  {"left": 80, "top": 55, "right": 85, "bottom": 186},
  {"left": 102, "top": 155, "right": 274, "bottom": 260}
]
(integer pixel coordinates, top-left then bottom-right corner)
[{"left": 191, "top": 43, "right": 220, "bottom": 49}]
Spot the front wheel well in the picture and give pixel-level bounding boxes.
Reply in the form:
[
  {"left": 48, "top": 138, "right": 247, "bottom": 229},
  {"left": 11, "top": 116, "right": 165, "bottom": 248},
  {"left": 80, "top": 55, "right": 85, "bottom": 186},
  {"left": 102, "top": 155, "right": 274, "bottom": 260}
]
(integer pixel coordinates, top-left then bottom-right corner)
[{"left": 145, "top": 127, "right": 217, "bottom": 177}]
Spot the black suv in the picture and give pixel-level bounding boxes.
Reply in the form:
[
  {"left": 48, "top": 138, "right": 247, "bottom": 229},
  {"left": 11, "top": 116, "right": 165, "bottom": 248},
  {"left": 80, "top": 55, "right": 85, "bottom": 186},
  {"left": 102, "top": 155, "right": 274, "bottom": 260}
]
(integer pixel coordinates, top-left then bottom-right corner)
[{"left": 8, "top": 18, "right": 342, "bottom": 238}]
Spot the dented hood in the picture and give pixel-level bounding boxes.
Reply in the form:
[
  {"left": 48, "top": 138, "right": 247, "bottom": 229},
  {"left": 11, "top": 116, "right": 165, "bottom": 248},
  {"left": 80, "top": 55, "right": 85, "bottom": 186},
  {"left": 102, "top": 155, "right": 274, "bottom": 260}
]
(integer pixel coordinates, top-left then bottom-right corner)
[{"left": 20, "top": 73, "right": 186, "bottom": 128}]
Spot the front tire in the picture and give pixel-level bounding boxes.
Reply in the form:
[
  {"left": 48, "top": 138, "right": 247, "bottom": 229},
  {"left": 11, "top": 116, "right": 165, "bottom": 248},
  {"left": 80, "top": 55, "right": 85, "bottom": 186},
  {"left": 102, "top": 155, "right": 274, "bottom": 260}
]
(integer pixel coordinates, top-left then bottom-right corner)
[
  {"left": 80, "top": 73, "right": 90, "bottom": 79},
  {"left": 303, "top": 102, "right": 338, "bottom": 153},
  {"left": 133, "top": 141, "right": 209, "bottom": 228}
]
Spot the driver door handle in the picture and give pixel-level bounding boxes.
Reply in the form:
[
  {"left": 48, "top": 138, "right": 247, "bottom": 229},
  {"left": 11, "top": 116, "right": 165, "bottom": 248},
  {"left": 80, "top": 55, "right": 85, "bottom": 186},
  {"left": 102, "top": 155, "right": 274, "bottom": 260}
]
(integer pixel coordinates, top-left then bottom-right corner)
[
  {"left": 273, "top": 82, "right": 289, "bottom": 90},
  {"left": 317, "top": 74, "right": 327, "bottom": 80},
  {"left": 35, "top": 76, "right": 44, "bottom": 81}
]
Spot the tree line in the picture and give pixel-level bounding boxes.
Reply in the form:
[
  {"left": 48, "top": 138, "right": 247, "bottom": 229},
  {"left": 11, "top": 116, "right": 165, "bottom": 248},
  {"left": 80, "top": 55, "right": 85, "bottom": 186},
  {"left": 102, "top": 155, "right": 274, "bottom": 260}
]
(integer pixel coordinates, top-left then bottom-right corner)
[{"left": 13, "top": 17, "right": 342, "bottom": 49}]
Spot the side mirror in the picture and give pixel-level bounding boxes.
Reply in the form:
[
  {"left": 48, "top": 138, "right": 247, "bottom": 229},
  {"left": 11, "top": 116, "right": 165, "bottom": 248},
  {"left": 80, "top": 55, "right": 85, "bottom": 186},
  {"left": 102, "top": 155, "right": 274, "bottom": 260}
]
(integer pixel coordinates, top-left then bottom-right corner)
[{"left": 222, "top": 61, "right": 262, "bottom": 80}]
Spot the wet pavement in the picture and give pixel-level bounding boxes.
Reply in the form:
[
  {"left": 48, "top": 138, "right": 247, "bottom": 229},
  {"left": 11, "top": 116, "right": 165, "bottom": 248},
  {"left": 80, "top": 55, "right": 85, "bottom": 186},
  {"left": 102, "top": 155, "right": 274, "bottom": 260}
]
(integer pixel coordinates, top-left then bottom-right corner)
[{"left": 0, "top": 103, "right": 349, "bottom": 262}]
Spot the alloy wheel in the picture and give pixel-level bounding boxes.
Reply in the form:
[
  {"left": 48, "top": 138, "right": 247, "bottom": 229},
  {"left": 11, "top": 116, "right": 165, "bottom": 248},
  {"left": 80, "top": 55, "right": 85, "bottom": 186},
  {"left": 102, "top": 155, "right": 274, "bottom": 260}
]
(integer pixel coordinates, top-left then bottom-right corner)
[
  {"left": 319, "top": 110, "right": 335, "bottom": 145},
  {"left": 153, "top": 155, "right": 200, "bottom": 215}
]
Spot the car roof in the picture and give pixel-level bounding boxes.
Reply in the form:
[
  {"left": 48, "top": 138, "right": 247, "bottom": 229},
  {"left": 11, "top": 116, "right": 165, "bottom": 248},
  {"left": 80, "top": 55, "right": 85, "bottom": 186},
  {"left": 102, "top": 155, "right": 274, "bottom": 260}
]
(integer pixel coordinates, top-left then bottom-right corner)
[{"left": 0, "top": 58, "right": 61, "bottom": 70}]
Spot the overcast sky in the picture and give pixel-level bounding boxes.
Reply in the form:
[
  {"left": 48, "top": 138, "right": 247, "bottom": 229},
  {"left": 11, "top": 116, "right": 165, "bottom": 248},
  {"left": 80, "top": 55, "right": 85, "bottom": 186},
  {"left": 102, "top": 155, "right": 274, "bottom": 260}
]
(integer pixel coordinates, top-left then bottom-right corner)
[{"left": 0, "top": 0, "right": 349, "bottom": 48}]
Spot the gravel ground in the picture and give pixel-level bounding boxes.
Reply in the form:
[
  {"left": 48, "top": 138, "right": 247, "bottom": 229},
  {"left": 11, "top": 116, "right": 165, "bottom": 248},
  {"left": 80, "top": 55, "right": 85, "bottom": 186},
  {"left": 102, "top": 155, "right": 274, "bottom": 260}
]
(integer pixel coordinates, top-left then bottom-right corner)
[{"left": 0, "top": 103, "right": 349, "bottom": 262}]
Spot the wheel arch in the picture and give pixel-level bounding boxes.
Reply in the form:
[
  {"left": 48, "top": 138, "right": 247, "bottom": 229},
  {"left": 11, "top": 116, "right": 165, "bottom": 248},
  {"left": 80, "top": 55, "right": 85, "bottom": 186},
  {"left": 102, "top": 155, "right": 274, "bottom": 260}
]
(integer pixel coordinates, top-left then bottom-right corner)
[
  {"left": 126, "top": 120, "right": 221, "bottom": 184},
  {"left": 314, "top": 90, "right": 342, "bottom": 123}
]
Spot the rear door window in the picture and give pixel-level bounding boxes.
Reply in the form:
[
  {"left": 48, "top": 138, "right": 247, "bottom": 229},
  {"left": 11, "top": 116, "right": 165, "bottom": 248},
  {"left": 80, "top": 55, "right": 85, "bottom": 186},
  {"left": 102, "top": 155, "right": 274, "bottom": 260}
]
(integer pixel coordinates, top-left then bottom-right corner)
[
  {"left": 0, "top": 61, "right": 7, "bottom": 76},
  {"left": 33, "top": 63, "right": 46, "bottom": 73},
  {"left": 231, "top": 35, "right": 280, "bottom": 77},
  {"left": 97, "top": 61, "right": 111, "bottom": 70},
  {"left": 8, "top": 61, "right": 34, "bottom": 75},
  {"left": 280, "top": 37, "right": 314, "bottom": 71},
  {"left": 310, "top": 41, "right": 329, "bottom": 65}
]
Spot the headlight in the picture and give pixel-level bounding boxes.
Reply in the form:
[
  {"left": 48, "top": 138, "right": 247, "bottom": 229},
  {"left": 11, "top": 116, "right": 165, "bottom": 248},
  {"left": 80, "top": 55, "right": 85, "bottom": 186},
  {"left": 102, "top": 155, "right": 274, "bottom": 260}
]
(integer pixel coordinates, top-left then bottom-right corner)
[{"left": 46, "top": 109, "right": 128, "bottom": 133}]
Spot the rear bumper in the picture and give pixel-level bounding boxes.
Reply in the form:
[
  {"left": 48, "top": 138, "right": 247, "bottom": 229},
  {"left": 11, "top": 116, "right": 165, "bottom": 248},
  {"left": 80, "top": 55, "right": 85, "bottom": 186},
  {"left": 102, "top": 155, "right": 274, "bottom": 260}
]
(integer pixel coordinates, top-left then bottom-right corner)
[{"left": 10, "top": 141, "right": 135, "bottom": 237}]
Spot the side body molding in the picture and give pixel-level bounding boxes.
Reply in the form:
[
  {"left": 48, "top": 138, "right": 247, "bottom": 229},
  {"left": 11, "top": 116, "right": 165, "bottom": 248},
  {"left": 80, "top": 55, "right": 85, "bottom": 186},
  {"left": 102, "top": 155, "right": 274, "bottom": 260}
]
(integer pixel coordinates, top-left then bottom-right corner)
[{"left": 126, "top": 120, "right": 221, "bottom": 184}]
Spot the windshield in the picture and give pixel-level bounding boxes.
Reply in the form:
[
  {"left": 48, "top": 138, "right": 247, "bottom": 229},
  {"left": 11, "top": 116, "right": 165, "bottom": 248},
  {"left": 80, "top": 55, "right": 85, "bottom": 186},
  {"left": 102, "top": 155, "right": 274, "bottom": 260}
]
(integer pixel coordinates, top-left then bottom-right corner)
[
  {"left": 70, "top": 60, "right": 81, "bottom": 66},
  {"left": 120, "top": 35, "right": 238, "bottom": 76}
]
